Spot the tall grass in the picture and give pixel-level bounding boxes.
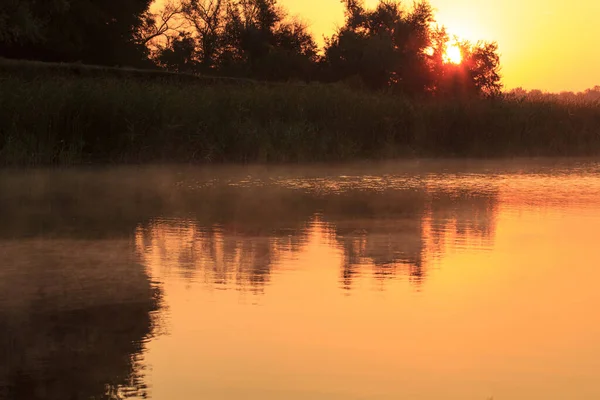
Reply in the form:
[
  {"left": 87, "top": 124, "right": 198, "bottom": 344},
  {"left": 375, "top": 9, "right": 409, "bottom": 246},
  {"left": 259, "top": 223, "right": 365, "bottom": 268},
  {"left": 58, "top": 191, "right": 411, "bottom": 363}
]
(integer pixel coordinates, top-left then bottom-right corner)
[{"left": 1, "top": 61, "right": 599, "bottom": 165}]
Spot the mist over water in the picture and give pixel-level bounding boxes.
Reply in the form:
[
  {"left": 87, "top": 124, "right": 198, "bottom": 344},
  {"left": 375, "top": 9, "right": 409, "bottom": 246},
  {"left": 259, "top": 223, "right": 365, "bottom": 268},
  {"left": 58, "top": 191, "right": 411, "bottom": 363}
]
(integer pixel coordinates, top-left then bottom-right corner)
[{"left": 1, "top": 160, "right": 600, "bottom": 400}]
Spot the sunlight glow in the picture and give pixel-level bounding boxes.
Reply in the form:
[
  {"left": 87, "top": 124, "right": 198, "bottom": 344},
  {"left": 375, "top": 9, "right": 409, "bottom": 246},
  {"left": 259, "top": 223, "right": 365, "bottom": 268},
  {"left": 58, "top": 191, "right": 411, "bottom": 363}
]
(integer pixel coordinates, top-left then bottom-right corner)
[{"left": 444, "top": 43, "right": 463, "bottom": 64}]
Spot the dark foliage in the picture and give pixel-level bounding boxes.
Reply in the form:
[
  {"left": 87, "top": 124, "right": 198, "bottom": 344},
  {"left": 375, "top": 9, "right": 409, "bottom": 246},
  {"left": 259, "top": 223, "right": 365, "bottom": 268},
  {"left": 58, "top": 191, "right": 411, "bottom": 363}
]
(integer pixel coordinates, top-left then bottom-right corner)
[
  {"left": 0, "top": 0, "right": 153, "bottom": 67},
  {"left": 1, "top": 0, "right": 503, "bottom": 93},
  {"left": 322, "top": 0, "right": 501, "bottom": 96},
  {"left": 218, "top": 0, "right": 317, "bottom": 80}
]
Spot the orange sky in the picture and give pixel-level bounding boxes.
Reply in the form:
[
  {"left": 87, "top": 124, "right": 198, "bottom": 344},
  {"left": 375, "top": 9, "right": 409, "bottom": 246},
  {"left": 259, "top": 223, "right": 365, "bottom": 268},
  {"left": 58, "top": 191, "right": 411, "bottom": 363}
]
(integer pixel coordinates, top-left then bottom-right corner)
[{"left": 280, "top": 0, "right": 600, "bottom": 92}]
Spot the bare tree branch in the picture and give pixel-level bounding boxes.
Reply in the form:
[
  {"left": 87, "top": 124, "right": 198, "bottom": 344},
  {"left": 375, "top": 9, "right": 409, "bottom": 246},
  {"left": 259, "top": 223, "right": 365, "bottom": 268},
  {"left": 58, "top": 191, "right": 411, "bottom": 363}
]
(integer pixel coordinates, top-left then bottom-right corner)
[
  {"left": 181, "top": 0, "right": 224, "bottom": 66},
  {"left": 137, "top": 1, "right": 186, "bottom": 48}
]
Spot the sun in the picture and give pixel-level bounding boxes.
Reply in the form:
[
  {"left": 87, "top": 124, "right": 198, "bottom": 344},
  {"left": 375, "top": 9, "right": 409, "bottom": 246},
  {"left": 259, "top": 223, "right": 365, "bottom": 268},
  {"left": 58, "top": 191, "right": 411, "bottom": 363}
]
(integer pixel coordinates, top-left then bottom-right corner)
[{"left": 444, "top": 43, "right": 463, "bottom": 64}]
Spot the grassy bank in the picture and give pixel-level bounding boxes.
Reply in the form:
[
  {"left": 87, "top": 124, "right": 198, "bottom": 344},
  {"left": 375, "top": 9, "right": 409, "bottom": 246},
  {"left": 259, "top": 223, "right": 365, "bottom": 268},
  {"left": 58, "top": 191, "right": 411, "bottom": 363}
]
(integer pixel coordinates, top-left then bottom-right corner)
[
  {"left": 0, "top": 57, "right": 258, "bottom": 85},
  {"left": 1, "top": 60, "right": 599, "bottom": 165}
]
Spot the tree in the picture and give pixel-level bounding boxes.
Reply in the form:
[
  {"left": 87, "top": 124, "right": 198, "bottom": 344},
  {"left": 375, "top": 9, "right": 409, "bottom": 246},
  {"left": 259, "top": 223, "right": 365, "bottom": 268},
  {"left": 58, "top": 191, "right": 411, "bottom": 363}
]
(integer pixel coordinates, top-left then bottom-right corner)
[
  {"left": 433, "top": 40, "right": 502, "bottom": 97},
  {"left": 219, "top": 0, "right": 317, "bottom": 80},
  {"left": 136, "top": 1, "right": 186, "bottom": 53},
  {"left": 323, "top": 0, "right": 437, "bottom": 92},
  {"left": 0, "top": 0, "right": 69, "bottom": 45},
  {"left": 464, "top": 41, "right": 502, "bottom": 96},
  {"left": 323, "top": 0, "right": 502, "bottom": 97},
  {"left": 180, "top": 0, "right": 225, "bottom": 71},
  {"left": 0, "top": 0, "right": 153, "bottom": 67},
  {"left": 141, "top": 0, "right": 225, "bottom": 73},
  {"left": 144, "top": 0, "right": 317, "bottom": 79},
  {"left": 156, "top": 32, "right": 199, "bottom": 72}
]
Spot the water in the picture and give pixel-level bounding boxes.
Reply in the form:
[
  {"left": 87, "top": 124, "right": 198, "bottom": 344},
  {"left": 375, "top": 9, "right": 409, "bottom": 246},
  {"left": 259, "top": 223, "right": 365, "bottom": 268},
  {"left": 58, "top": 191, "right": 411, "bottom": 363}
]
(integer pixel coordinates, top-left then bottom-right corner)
[{"left": 1, "top": 160, "right": 600, "bottom": 400}]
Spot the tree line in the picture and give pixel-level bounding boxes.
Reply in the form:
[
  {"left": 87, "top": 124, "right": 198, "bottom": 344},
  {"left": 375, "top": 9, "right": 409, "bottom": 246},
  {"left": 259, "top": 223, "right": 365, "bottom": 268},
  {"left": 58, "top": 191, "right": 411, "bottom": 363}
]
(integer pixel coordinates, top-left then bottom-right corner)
[{"left": 0, "top": 0, "right": 502, "bottom": 96}]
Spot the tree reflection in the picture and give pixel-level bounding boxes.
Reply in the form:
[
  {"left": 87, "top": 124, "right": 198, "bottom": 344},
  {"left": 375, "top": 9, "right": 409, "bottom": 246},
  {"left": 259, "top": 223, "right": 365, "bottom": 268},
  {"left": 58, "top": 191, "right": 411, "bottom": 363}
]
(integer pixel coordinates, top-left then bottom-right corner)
[
  {"left": 134, "top": 185, "right": 498, "bottom": 292},
  {"left": 0, "top": 240, "right": 161, "bottom": 400},
  {"left": 428, "top": 189, "right": 498, "bottom": 253},
  {"left": 320, "top": 189, "right": 427, "bottom": 288},
  {"left": 0, "top": 167, "right": 500, "bottom": 299},
  {"left": 136, "top": 221, "right": 312, "bottom": 293},
  {"left": 321, "top": 188, "right": 497, "bottom": 290}
]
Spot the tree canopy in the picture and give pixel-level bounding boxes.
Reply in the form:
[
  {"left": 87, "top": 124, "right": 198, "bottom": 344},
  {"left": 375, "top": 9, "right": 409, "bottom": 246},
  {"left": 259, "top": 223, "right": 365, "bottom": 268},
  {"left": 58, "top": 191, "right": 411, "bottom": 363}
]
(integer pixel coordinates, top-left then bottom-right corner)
[
  {"left": 323, "top": 0, "right": 501, "bottom": 95},
  {"left": 0, "top": 0, "right": 502, "bottom": 96},
  {"left": 0, "top": 0, "right": 153, "bottom": 66}
]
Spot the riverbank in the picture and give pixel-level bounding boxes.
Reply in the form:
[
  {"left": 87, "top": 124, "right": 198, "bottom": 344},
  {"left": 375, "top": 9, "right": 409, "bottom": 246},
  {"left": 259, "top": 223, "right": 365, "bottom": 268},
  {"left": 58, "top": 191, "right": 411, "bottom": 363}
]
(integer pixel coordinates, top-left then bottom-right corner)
[{"left": 1, "top": 60, "right": 599, "bottom": 165}]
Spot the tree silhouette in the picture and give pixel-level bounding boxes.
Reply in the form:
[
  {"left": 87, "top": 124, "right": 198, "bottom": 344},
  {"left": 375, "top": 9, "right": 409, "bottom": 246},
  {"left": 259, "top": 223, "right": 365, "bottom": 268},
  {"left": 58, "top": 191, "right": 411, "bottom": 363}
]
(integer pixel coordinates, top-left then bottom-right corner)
[
  {"left": 434, "top": 40, "right": 502, "bottom": 97},
  {"left": 181, "top": 0, "right": 224, "bottom": 71},
  {"left": 143, "top": 0, "right": 316, "bottom": 79},
  {"left": 156, "top": 32, "right": 200, "bottom": 73},
  {"left": 136, "top": 1, "right": 186, "bottom": 52},
  {"left": 323, "top": 0, "right": 501, "bottom": 96},
  {"left": 1, "top": 0, "right": 503, "bottom": 96},
  {"left": 0, "top": 0, "right": 153, "bottom": 66},
  {"left": 219, "top": 0, "right": 317, "bottom": 80},
  {"left": 323, "top": 0, "right": 436, "bottom": 92}
]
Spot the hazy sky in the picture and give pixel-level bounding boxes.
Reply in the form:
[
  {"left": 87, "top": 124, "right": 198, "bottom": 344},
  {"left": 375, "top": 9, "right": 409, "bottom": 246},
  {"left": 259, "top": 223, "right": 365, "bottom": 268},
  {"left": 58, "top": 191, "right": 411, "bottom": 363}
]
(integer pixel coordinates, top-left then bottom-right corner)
[{"left": 279, "top": 0, "right": 600, "bottom": 92}]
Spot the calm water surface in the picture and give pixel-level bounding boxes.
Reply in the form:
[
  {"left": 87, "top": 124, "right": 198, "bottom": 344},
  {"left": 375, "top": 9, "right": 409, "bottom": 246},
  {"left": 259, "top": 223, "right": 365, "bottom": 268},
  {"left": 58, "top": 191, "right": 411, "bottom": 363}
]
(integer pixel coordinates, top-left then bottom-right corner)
[{"left": 1, "top": 160, "right": 600, "bottom": 400}]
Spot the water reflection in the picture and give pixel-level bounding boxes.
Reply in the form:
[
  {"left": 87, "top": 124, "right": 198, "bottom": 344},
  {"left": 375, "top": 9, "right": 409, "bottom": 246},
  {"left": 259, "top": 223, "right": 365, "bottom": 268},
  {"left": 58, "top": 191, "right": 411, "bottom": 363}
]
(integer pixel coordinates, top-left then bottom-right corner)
[
  {"left": 0, "top": 240, "right": 161, "bottom": 400},
  {"left": 135, "top": 223, "right": 293, "bottom": 292},
  {"left": 0, "top": 167, "right": 501, "bottom": 295},
  {"left": 135, "top": 185, "right": 498, "bottom": 293},
  {"left": 3, "top": 161, "right": 600, "bottom": 400}
]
